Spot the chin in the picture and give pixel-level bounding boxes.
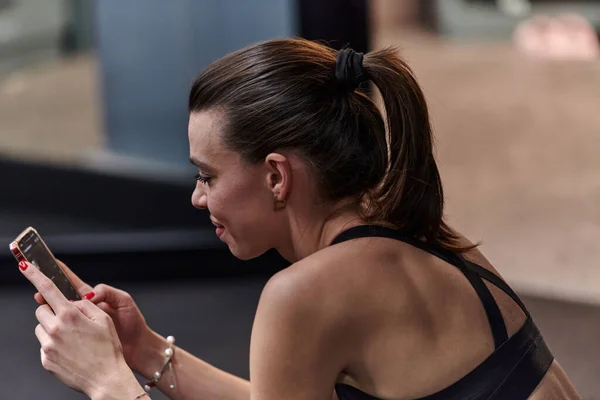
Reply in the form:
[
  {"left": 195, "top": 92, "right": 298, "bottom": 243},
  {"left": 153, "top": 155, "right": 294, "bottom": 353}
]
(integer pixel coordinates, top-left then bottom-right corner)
[{"left": 227, "top": 242, "right": 269, "bottom": 261}]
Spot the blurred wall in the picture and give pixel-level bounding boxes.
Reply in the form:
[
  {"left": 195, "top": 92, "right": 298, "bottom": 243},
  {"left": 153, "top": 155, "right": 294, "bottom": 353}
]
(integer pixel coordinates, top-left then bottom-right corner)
[
  {"left": 370, "top": 0, "right": 419, "bottom": 28},
  {"left": 0, "top": 0, "right": 66, "bottom": 75},
  {"left": 95, "top": 0, "right": 296, "bottom": 167}
]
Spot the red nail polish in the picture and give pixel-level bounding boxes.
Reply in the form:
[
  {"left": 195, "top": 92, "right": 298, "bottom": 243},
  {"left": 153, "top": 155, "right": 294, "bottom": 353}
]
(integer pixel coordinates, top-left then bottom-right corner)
[
  {"left": 18, "top": 261, "right": 28, "bottom": 271},
  {"left": 83, "top": 291, "right": 95, "bottom": 300}
]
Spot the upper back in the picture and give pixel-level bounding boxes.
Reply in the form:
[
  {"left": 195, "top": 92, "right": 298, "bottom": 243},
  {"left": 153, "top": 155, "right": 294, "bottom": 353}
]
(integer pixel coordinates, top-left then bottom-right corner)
[{"left": 288, "top": 230, "right": 528, "bottom": 399}]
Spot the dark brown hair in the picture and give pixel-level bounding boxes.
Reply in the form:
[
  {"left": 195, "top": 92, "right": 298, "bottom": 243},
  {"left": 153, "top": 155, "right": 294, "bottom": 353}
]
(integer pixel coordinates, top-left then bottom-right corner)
[{"left": 189, "top": 38, "right": 471, "bottom": 252}]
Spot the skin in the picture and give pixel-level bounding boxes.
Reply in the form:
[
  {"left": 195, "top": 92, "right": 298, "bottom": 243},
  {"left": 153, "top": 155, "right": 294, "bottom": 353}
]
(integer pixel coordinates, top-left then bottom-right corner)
[
  {"left": 188, "top": 109, "right": 580, "bottom": 399},
  {"left": 27, "top": 109, "right": 580, "bottom": 399},
  {"left": 20, "top": 261, "right": 144, "bottom": 400},
  {"left": 513, "top": 13, "right": 600, "bottom": 60}
]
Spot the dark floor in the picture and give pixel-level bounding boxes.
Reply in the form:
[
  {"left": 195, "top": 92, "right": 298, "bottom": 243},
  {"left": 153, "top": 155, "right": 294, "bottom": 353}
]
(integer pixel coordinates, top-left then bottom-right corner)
[{"left": 2, "top": 277, "right": 599, "bottom": 400}]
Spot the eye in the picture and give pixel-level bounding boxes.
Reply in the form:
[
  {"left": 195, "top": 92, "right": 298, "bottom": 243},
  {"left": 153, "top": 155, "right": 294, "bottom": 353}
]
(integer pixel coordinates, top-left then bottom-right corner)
[{"left": 195, "top": 173, "right": 211, "bottom": 184}]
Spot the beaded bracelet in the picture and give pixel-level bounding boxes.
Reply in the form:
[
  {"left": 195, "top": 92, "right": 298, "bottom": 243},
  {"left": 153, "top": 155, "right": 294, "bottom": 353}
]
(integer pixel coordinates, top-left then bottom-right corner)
[{"left": 143, "top": 335, "right": 177, "bottom": 393}]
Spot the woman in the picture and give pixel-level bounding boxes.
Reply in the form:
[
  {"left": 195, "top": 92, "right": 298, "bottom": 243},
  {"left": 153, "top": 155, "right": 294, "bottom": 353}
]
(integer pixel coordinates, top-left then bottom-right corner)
[{"left": 21, "top": 38, "right": 580, "bottom": 399}]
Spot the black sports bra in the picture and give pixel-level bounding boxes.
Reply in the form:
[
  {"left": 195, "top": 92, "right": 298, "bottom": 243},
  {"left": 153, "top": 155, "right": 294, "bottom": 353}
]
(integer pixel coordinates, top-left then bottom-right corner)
[{"left": 331, "top": 225, "right": 554, "bottom": 400}]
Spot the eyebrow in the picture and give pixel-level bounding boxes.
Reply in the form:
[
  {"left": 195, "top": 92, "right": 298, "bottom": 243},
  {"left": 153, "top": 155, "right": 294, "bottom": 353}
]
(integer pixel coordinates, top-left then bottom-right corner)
[{"left": 188, "top": 156, "right": 216, "bottom": 172}]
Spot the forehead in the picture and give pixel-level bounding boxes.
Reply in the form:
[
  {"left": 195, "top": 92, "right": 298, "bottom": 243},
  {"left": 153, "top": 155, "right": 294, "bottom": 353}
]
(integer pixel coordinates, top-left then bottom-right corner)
[
  {"left": 188, "top": 111, "right": 223, "bottom": 151},
  {"left": 188, "top": 110, "right": 246, "bottom": 173}
]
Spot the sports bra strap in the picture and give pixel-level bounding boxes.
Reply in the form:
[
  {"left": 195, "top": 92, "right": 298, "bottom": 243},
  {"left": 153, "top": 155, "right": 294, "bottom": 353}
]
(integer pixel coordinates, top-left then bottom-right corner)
[
  {"left": 451, "top": 256, "right": 509, "bottom": 348},
  {"left": 330, "top": 225, "right": 525, "bottom": 349},
  {"left": 462, "top": 260, "right": 530, "bottom": 318}
]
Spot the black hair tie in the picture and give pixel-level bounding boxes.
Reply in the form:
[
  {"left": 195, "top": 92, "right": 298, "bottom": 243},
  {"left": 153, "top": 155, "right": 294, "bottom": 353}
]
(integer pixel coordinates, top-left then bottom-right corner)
[{"left": 335, "top": 48, "right": 369, "bottom": 91}]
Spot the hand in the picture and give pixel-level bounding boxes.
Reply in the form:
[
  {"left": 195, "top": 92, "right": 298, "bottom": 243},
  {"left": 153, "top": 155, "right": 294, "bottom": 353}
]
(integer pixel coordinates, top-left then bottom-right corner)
[
  {"left": 20, "top": 261, "right": 143, "bottom": 399},
  {"left": 513, "top": 13, "right": 600, "bottom": 61},
  {"left": 34, "top": 260, "right": 150, "bottom": 373}
]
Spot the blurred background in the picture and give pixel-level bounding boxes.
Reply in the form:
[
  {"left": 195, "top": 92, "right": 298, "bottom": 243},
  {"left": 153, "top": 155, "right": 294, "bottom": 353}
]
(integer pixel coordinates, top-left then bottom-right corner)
[{"left": 0, "top": 0, "right": 598, "bottom": 398}]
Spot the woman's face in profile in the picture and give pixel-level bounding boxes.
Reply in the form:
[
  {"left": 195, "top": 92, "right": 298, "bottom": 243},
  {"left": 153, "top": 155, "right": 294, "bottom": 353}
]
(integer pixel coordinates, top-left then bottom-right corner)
[{"left": 188, "top": 111, "right": 280, "bottom": 260}]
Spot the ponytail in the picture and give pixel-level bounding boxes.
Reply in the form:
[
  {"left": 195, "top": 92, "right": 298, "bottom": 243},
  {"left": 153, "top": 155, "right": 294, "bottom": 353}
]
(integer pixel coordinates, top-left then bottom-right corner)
[
  {"left": 188, "top": 38, "right": 474, "bottom": 252},
  {"left": 363, "top": 48, "right": 474, "bottom": 252}
]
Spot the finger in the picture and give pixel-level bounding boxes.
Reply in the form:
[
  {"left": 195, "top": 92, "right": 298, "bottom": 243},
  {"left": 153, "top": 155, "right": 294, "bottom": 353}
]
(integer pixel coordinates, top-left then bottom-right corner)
[
  {"left": 529, "top": 15, "right": 553, "bottom": 33},
  {"left": 36, "top": 324, "right": 56, "bottom": 372},
  {"left": 73, "top": 299, "right": 108, "bottom": 322},
  {"left": 35, "top": 304, "right": 56, "bottom": 332},
  {"left": 557, "top": 13, "right": 600, "bottom": 55},
  {"left": 34, "top": 323, "right": 52, "bottom": 350},
  {"left": 92, "top": 284, "right": 131, "bottom": 308},
  {"left": 34, "top": 292, "right": 47, "bottom": 305},
  {"left": 557, "top": 12, "right": 590, "bottom": 28},
  {"left": 40, "top": 347, "right": 54, "bottom": 373},
  {"left": 96, "top": 301, "right": 117, "bottom": 316},
  {"left": 20, "top": 261, "right": 69, "bottom": 312},
  {"left": 514, "top": 17, "right": 551, "bottom": 57},
  {"left": 56, "top": 260, "right": 94, "bottom": 296}
]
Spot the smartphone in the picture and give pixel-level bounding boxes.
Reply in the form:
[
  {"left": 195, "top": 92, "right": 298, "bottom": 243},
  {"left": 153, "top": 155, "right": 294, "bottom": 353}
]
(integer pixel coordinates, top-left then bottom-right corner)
[{"left": 10, "top": 227, "right": 81, "bottom": 301}]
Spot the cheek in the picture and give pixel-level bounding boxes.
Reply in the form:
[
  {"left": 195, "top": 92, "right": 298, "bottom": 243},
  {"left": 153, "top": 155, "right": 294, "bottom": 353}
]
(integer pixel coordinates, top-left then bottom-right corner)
[
  {"left": 207, "top": 180, "right": 267, "bottom": 224},
  {"left": 207, "top": 185, "right": 251, "bottom": 219},
  {"left": 204, "top": 188, "right": 227, "bottom": 217}
]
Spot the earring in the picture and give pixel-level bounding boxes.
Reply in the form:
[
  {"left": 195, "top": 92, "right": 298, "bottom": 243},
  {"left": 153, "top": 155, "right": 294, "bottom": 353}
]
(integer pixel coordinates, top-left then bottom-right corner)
[{"left": 273, "top": 197, "right": 286, "bottom": 211}]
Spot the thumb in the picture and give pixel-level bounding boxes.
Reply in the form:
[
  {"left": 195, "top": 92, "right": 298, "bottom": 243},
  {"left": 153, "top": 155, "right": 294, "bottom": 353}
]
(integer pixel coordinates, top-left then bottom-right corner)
[
  {"left": 96, "top": 301, "right": 117, "bottom": 317},
  {"left": 73, "top": 298, "right": 107, "bottom": 321},
  {"left": 91, "top": 284, "right": 132, "bottom": 308}
]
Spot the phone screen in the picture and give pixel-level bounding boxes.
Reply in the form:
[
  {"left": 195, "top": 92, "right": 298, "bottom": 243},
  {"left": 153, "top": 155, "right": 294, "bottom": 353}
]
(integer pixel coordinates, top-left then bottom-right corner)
[{"left": 17, "top": 231, "right": 80, "bottom": 301}]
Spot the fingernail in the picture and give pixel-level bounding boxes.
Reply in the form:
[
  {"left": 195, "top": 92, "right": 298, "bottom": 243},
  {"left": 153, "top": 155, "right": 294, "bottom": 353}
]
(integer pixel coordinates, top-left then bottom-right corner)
[
  {"left": 83, "top": 291, "right": 95, "bottom": 300},
  {"left": 18, "top": 261, "right": 28, "bottom": 271}
]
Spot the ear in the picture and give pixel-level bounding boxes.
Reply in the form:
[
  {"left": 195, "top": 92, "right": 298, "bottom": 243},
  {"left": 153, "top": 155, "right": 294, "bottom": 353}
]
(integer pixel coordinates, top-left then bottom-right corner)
[{"left": 264, "top": 153, "right": 291, "bottom": 201}]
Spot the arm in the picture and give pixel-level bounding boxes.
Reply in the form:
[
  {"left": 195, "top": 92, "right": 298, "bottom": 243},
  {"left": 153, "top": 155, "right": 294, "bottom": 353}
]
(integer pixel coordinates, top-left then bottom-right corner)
[
  {"left": 32, "top": 262, "right": 251, "bottom": 400},
  {"left": 132, "top": 268, "right": 347, "bottom": 400},
  {"left": 135, "top": 327, "right": 342, "bottom": 400},
  {"left": 249, "top": 270, "right": 349, "bottom": 400},
  {"left": 132, "top": 329, "right": 251, "bottom": 400}
]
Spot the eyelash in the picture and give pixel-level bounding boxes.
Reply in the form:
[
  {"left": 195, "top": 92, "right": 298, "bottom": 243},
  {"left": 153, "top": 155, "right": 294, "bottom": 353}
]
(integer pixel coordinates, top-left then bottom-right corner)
[{"left": 195, "top": 173, "right": 211, "bottom": 184}]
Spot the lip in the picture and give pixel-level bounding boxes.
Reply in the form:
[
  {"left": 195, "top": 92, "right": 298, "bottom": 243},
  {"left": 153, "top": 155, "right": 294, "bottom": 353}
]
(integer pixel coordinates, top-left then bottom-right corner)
[
  {"left": 211, "top": 219, "right": 226, "bottom": 239},
  {"left": 210, "top": 219, "right": 224, "bottom": 229}
]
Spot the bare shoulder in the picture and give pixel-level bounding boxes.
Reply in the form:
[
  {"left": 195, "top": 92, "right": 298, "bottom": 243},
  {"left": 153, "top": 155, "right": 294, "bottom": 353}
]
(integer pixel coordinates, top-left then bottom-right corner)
[
  {"left": 250, "top": 242, "right": 394, "bottom": 397},
  {"left": 257, "top": 236, "right": 412, "bottom": 328},
  {"left": 257, "top": 242, "right": 363, "bottom": 318},
  {"left": 248, "top": 243, "right": 373, "bottom": 394},
  {"left": 263, "top": 237, "right": 397, "bottom": 295}
]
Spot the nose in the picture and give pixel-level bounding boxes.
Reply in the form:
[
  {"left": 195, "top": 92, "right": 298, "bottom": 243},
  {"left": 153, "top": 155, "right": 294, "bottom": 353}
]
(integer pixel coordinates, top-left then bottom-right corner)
[{"left": 191, "top": 186, "right": 208, "bottom": 210}]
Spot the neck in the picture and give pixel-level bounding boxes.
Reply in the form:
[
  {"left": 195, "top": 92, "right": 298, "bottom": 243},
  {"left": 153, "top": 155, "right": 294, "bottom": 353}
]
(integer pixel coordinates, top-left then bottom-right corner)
[{"left": 274, "top": 203, "right": 367, "bottom": 263}]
